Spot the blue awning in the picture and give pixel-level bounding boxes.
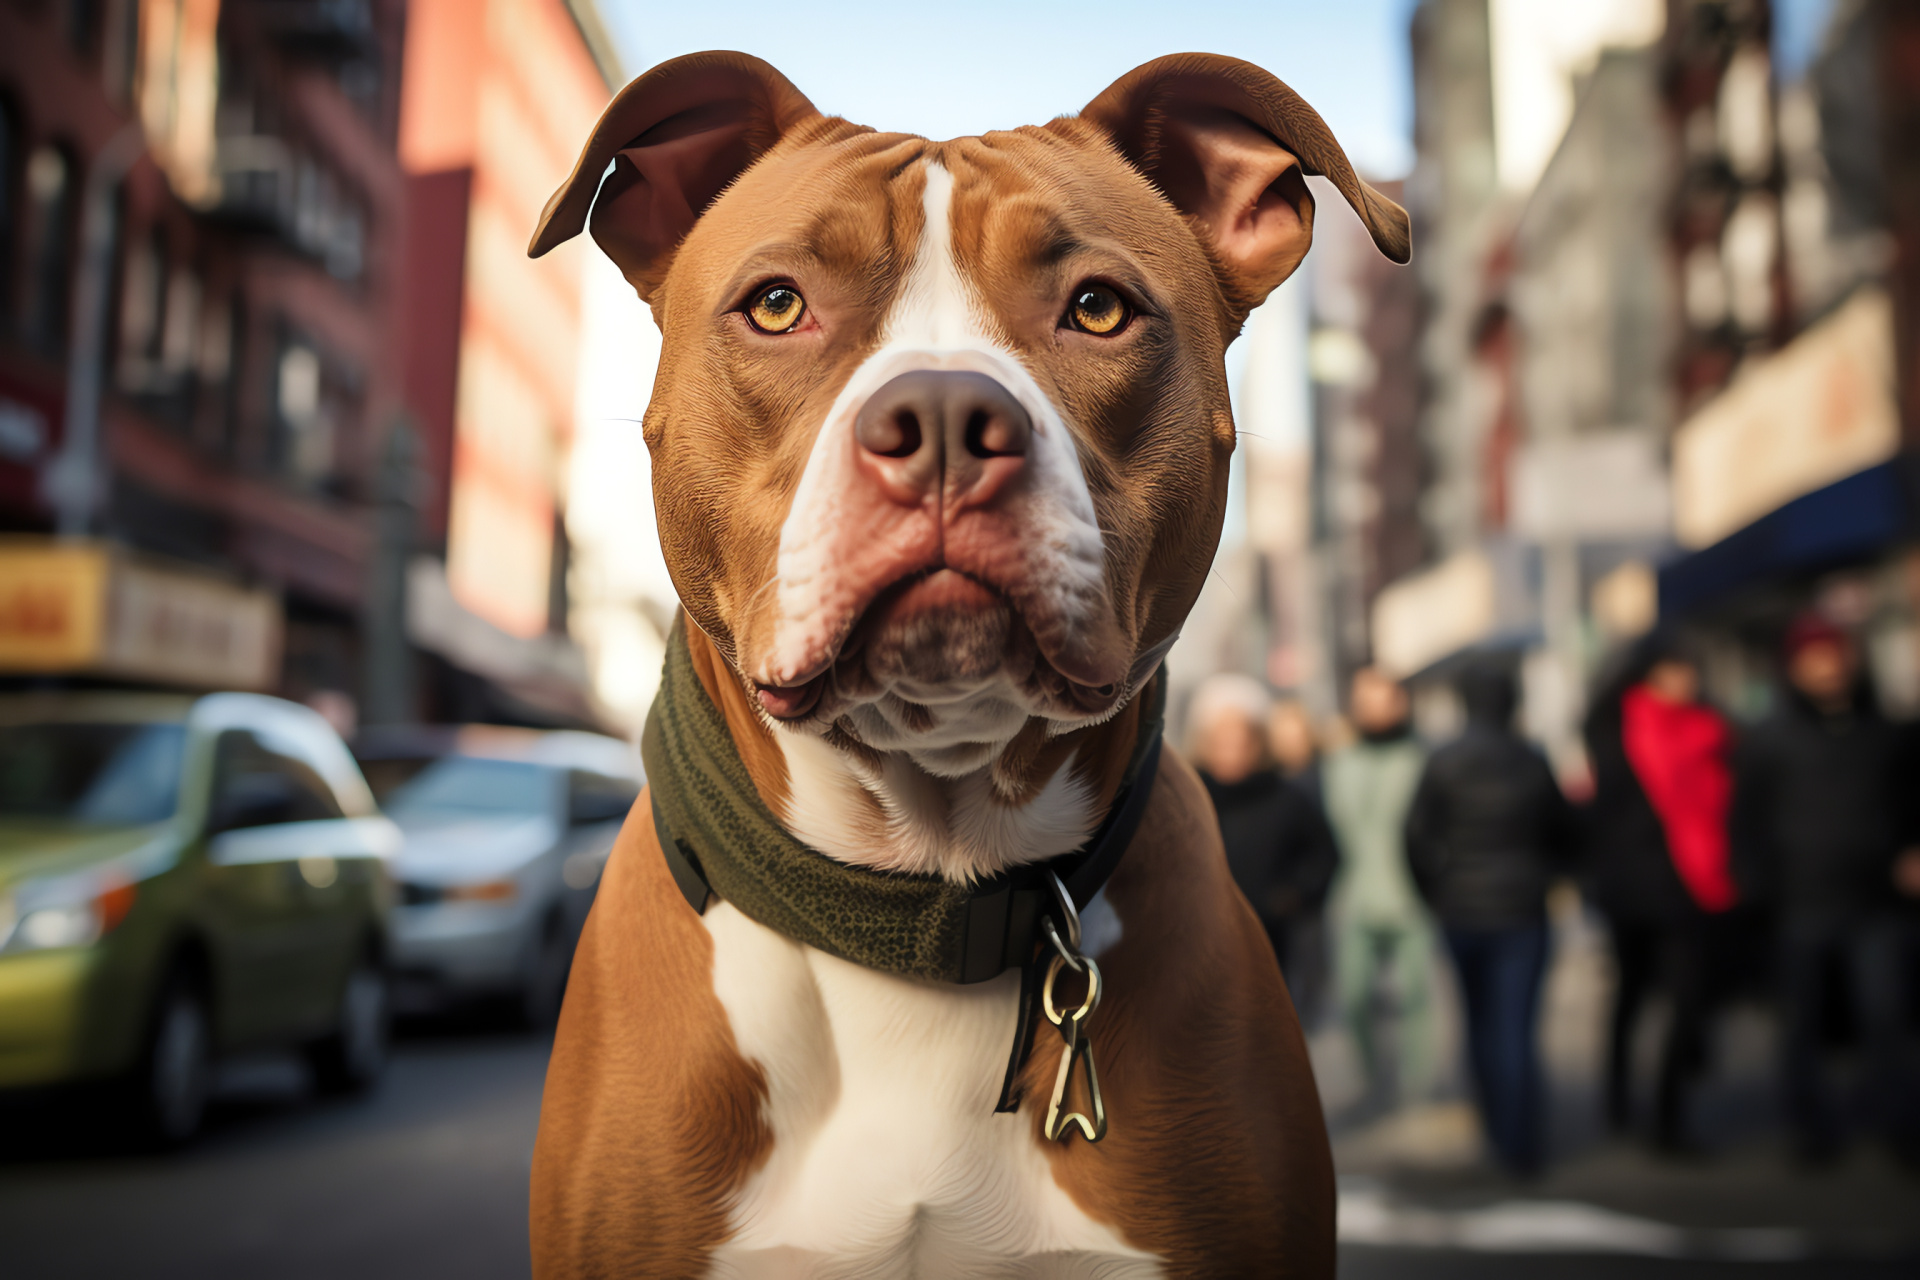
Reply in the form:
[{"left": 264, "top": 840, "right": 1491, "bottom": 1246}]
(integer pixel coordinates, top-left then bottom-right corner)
[{"left": 1658, "top": 456, "right": 1917, "bottom": 617}]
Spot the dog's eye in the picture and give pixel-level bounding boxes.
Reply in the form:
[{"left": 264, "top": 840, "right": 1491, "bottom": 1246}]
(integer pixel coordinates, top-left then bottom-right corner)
[
  {"left": 746, "top": 284, "right": 807, "bottom": 334},
  {"left": 1066, "top": 284, "right": 1130, "bottom": 336}
]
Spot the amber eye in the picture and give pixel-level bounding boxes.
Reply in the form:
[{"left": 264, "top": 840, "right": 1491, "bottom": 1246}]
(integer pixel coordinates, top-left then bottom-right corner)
[
  {"left": 1067, "top": 284, "right": 1129, "bottom": 336},
  {"left": 746, "top": 284, "right": 806, "bottom": 334}
]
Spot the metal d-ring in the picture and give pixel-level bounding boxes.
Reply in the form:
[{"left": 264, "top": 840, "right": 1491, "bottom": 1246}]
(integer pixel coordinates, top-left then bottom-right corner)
[
  {"left": 1043, "top": 948, "right": 1102, "bottom": 1029},
  {"left": 1037, "top": 868, "right": 1107, "bottom": 1142},
  {"left": 1043, "top": 868, "right": 1082, "bottom": 955}
]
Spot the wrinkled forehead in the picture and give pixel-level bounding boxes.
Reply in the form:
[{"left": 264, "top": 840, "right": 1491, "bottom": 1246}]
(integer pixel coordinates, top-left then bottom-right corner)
[
  {"left": 668, "top": 131, "right": 929, "bottom": 303},
  {"left": 940, "top": 128, "right": 1223, "bottom": 316},
  {"left": 941, "top": 128, "right": 1200, "bottom": 257},
  {"left": 670, "top": 125, "right": 1201, "bottom": 306}
]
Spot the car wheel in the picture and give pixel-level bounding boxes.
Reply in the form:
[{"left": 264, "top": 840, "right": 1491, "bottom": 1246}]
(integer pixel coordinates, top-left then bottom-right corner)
[
  {"left": 137, "top": 977, "right": 213, "bottom": 1147},
  {"left": 308, "top": 960, "right": 389, "bottom": 1095}
]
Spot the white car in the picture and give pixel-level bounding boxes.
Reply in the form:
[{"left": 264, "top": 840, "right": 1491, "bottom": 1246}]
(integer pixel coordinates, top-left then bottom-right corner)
[{"left": 353, "top": 727, "right": 641, "bottom": 1025}]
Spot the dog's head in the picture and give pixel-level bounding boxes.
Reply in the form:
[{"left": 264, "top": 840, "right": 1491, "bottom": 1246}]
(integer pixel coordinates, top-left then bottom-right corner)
[{"left": 533, "top": 51, "right": 1406, "bottom": 777}]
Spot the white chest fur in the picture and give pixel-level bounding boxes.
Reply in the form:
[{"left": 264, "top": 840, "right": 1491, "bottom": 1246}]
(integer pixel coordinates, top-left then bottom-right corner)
[{"left": 701, "top": 902, "right": 1160, "bottom": 1279}]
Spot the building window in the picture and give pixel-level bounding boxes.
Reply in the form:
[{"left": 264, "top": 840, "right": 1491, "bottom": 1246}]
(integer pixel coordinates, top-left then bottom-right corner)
[
  {"left": 159, "top": 263, "right": 203, "bottom": 381},
  {"left": 117, "top": 226, "right": 166, "bottom": 386},
  {"left": 272, "top": 331, "right": 357, "bottom": 489},
  {"left": 22, "top": 144, "right": 77, "bottom": 354},
  {"left": 61, "top": 0, "right": 99, "bottom": 56},
  {"left": 101, "top": 0, "right": 140, "bottom": 105}
]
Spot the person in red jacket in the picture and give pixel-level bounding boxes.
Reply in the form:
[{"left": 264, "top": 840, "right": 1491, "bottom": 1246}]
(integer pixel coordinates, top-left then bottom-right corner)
[{"left": 1583, "top": 633, "right": 1737, "bottom": 1152}]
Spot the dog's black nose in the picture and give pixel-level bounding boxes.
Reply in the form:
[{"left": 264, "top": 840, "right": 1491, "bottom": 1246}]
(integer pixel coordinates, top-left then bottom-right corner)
[{"left": 853, "top": 370, "right": 1032, "bottom": 507}]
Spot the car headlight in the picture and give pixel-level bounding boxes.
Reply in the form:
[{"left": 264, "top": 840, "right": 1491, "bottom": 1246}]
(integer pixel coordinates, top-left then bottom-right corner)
[
  {"left": 1, "top": 882, "right": 137, "bottom": 954},
  {"left": 442, "top": 878, "right": 518, "bottom": 904}
]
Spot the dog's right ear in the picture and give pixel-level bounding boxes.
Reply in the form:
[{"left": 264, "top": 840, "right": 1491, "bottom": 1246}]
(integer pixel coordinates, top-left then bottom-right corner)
[{"left": 528, "top": 51, "right": 819, "bottom": 301}]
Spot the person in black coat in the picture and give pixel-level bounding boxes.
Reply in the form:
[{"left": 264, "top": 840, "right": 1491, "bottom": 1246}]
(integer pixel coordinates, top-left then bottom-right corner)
[
  {"left": 1191, "top": 676, "right": 1339, "bottom": 988},
  {"left": 1405, "top": 660, "right": 1577, "bottom": 1175},
  {"left": 1582, "top": 633, "right": 1738, "bottom": 1152},
  {"left": 1732, "top": 616, "right": 1920, "bottom": 1164}
]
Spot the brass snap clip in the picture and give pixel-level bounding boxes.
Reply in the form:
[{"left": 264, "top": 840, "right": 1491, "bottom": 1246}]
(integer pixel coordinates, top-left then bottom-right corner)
[{"left": 1039, "top": 872, "right": 1107, "bottom": 1143}]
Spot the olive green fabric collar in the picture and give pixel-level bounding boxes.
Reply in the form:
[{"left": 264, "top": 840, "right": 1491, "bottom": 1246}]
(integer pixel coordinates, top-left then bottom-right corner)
[{"left": 640, "top": 623, "right": 1164, "bottom": 985}]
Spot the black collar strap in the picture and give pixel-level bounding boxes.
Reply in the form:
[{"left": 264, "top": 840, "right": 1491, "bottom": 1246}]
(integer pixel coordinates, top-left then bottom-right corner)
[{"left": 641, "top": 622, "right": 1164, "bottom": 987}]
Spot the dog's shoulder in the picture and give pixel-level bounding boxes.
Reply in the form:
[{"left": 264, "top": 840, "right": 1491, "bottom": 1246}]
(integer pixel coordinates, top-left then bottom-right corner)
[
  {"left": 530, "top": 793, "right": 771, "bottom": 1279},
  {"left": 1029, "top": 748, "right": 1338, "bottom": 1276}
]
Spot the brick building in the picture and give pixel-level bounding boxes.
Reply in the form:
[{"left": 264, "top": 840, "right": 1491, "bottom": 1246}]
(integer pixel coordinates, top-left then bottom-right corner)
[
  {"left": 0, "top": 0, "right": 617, "bottom": 728},
  {"left": 1, "top": 0, "right": 409, "bottom": 707}
]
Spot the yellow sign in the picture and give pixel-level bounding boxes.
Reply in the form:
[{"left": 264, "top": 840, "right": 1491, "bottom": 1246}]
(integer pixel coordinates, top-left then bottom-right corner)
[
  {"left": 0, "top": 540, "right": 280, "bottom": 690},
  {"left": 0, "top": 543, "right": 109, "bottom": 670}
]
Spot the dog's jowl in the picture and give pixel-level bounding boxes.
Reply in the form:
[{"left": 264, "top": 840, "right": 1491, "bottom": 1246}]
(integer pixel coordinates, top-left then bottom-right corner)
[{"left": 526, "top": 50, "right": 1408, "bottom": 1280}]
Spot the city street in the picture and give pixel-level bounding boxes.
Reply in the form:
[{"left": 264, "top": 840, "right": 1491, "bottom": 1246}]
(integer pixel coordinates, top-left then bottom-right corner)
[
  {"left": 3, "top": 0, "right": 1919, "bottom": 1277},
  {"left": 0, "top": 1027, "right": 548, "bottom": 1280},
  {"left": 2, "top": 1015, "right": 1915, "bottom": 1278}
]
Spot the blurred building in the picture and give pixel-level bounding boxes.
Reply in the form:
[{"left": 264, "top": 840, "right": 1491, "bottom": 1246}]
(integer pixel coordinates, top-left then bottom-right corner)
[
  {"left": 1307, "top": 177, "right": 1425, "bottom": 706},
  {"left": 394, "top": 0, "right": 615, "bottom": 727},
  {"left": 1653, "top": 0, "right": 1919, "bottom": 718},
  {"left": 1504, "top": 43, "right": 1677, "bottom": 750},
  {"left": 1663, "top": 0, "right": 1790, "bottom": 414},
  {"left": 1, "top": 0, "right": 410, "bottom": 710},
  {"left": 1406, "top": 0, "right": 1503, "bottom": 566},
  {"left": 0, "top": 0, "right": 627, "bottom": 731},
  {"left": 1363, "top": 0, "right": 1920, "bottom": 753}
]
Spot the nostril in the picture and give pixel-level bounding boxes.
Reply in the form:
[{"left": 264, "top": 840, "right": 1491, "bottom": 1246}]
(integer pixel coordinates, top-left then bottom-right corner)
[
  {"left": 888, "top": 411, "right": 923, "bottom": 458},
  {"left": 964, "top": 411, "right": 990, "bottom": 459},
  {"left": 859, "top": 408, "right": 923, "bottom": 458},
  {"left": 966, "top": 409, "right": 1026, "bottom": 458}
]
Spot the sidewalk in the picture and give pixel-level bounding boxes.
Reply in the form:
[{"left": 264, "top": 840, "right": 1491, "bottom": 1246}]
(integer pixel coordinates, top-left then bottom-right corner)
[{"left": 1314, "top": 902, "right": 1920, "bottom": 1270}]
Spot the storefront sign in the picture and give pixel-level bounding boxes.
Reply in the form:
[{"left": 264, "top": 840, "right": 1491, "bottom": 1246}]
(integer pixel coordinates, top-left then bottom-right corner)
[
  {"left": 0, "top": 539, "right": 280, "bottom": 689},
  {"left": 1512, "top": 429, "right": 1671, "bottom": 540},
  {"left": 1672, "top": 288, "right": 1898, "bottom": 549}
]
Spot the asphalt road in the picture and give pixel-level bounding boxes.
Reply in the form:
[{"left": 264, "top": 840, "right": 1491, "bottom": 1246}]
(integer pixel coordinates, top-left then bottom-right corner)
[
  {"left": 1, "top": 1023, "right": 1913, "bottom": 1279},
  {"left": 0, "top": 1027, "right": 548, "bottom": 1280}
]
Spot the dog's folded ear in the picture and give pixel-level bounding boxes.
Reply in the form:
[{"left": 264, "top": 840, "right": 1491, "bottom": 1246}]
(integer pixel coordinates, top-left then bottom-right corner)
[
  {"left": 1079, "top": 53, "right": 1410, "bottom": 317},
  {"left": 528, "top": 51, "right": 820, "bottom": 300}
]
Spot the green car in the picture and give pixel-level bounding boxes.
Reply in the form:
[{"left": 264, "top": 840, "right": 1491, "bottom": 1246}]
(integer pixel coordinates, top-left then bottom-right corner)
[{"left": 0, "top": 691, "right": 398, "bottom": 1144}]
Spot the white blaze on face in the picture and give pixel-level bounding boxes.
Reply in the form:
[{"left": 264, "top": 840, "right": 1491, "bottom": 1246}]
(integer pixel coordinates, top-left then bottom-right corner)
[
  {"left": 761, "top": 161, "right": 1110, "bottom": 700},
  {"left": 761, "top": 159, "right": 1118, "bottom": 881}
]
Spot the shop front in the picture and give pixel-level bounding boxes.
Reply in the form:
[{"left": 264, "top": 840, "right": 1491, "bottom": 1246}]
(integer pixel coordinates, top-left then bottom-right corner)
[{"left": 0, "top": 538, "right": 281, "bottom": 692}]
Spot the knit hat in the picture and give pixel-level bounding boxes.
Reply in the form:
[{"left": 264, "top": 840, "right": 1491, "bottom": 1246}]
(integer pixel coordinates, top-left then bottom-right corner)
[{"left": 1783, "top": 613, "right": 1850, "bottom": 661}]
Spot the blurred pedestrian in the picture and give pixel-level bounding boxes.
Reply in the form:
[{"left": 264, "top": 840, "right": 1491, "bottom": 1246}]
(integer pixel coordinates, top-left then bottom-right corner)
[
  {"left": 1270, "top": 699, "right": 1322, "bottom": 785},
  {"left": 1269, "top": 698, "right": 1334, "bottom": 1021},
  {"left": 1192, "top": 675, "right": 1339, "bottom": 990},
  {"left": 1322, "top": 666, "right": 1437, "bottom": 1110},
  {"left": 1405, "top": 660, "right": 1576, "bottom": 1175},
  {"left": 1582, "top": 634, "right": 1737, "bottom": 1152},
  {"left": 1733, "top": 615, "right": 1920, "bottom": 1166}
]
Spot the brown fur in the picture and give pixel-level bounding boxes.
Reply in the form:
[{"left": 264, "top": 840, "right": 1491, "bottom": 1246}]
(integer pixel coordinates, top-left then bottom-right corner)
[
  {"left": 529, "top": 798, "right": 772, "bottom": 1277},
  {"left": 1024, "top": 750, "right": 1336, "bottom": 1277},
  {"left": 685, "top": 613, "right": 791, "bottom": 813},
  {"left": 528, "top": 50, "right": 1406, "bottom": 1279}
]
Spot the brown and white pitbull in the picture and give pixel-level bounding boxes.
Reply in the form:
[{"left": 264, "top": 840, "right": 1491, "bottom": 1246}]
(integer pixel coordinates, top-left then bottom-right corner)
[{"left": 525, "top": 50, "right": 1408, "bottom": 1278}]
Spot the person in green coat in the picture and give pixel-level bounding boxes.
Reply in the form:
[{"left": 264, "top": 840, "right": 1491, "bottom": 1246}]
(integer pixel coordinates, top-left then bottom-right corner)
[{"left": 1322, "top": 666, "right": 1438, "bottom": 1109}]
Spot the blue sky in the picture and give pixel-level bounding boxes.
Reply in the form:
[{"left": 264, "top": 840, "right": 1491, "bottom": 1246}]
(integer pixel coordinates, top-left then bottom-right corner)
[
  {"left": 1773, "top": 0, "right": 1833, "bottom": 82},
  {"left": 596, "top": 0, "right": 1423, "bottom": 179}
]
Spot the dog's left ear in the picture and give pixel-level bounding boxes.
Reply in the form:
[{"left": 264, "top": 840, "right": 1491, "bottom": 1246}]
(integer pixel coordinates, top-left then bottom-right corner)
[
  {"left": 1078, "top": 53, "right": 1410, "bottom": 318},
  {"left": 528, "top": 51, "right": 820, "bottom": 300}
]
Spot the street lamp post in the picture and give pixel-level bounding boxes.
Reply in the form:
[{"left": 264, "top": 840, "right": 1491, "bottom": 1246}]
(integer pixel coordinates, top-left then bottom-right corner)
[{"left": 42, "top": 122, "right": 145, "bottom": 539}]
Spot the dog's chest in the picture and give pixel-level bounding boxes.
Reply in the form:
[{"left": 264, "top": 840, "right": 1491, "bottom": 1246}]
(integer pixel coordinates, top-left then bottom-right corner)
[{"left": 699, "top": 903, "right": 1161, "bottom": 1279}]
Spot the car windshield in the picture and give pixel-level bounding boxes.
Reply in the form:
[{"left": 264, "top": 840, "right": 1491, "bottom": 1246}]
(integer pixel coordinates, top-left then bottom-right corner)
[
  {"left": 0, "top": 722, "right": 187, "bottom": 825},
  {"left": 382, "top": 756, "right": 551, "bottom": 821}
]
